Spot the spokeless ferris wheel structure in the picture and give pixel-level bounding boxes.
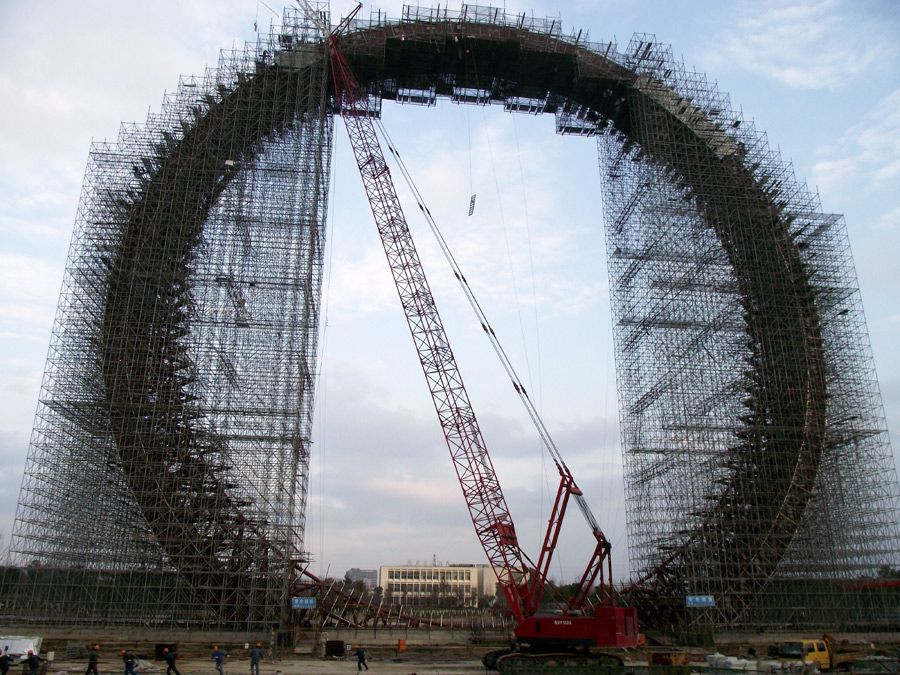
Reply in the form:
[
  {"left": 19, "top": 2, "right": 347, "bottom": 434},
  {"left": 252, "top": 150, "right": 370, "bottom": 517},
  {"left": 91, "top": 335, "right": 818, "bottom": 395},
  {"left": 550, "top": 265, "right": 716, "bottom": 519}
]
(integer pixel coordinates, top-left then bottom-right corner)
[{"left": 5, "top": 3, "right": 900, "bottom": 634}]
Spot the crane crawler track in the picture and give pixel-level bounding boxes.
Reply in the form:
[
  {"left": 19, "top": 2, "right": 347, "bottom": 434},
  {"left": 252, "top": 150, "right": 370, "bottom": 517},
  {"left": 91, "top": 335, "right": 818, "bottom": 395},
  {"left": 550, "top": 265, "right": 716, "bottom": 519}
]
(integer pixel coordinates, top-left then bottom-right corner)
[{"left": 494, "top": 650, "right": 625, "bottom": 674}]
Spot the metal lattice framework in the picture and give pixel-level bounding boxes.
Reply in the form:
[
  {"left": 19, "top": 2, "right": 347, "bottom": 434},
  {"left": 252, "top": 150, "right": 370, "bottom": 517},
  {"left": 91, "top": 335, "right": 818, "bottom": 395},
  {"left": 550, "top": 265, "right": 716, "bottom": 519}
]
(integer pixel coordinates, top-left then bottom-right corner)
[
  {"left": 600, "top": 37, "right": 900, "bottom": 630},
  {"left": 4, "top": 4, "right": 899, "bottom": 633},
  {"left": 4, "top": 8, "right": 332, "bottom": 630}
]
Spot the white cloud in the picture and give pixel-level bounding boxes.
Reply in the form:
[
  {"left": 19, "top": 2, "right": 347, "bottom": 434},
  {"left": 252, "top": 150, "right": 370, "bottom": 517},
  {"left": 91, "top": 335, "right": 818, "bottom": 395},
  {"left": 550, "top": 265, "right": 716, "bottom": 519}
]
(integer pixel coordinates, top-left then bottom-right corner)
[
  {"left": 324, "top": 239, "right": 400, "bottom": 316},
  {"left": 876, "top": 206, "right": 900, "bottom": 233},
  {"left": 811, "top": 88, "right": 900, "bottom": 200},
  {"left": 370, "top": 474, "right": 459, "bottom": 503},
  {"left": 708, "top": 0, "right": 896, "bottom": 90},
  {"left": 0, "top": 254, "right": 62, "bottom": 336}
]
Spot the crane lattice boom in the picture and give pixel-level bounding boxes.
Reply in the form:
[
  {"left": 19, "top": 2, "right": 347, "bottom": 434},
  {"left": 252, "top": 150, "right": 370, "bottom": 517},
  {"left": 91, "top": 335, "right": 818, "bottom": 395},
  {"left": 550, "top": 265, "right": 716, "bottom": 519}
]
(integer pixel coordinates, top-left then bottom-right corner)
[
  {"left": 321, "top": 16, "right": 638, "bottom": 650},
  {"left": 325, "top": 30, "right": 534, "bottom": 621}
]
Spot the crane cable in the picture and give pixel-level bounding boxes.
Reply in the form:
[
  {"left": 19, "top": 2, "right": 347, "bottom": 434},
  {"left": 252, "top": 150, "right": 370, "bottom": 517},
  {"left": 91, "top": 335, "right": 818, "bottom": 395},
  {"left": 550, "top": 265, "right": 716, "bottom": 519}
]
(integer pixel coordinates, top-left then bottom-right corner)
[
  {"left": 463, "top": 38, "right": 557, "bottom": 576},
  {"left": 375, "top": 118, "right": 605, "bottom": 538}
]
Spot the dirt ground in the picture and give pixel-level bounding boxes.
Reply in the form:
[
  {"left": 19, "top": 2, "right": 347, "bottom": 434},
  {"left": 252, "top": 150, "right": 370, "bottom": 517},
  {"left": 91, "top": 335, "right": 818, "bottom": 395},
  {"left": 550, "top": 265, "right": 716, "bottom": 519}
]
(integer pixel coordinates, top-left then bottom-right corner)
[{"left": 44, "top": 656, "right": 488, "bottom": 675}]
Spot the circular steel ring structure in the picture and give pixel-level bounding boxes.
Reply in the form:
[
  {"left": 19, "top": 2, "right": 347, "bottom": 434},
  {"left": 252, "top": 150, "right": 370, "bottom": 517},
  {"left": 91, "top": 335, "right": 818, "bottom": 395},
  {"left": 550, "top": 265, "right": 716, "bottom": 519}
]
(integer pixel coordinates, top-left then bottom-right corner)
[{"left": 99, "top": 15, "right": 827, "bottom": 627}]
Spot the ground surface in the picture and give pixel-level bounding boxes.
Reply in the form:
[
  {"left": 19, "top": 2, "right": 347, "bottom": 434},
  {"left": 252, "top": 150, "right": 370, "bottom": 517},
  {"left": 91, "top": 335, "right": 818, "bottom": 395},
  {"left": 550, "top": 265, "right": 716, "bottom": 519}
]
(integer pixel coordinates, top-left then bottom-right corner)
[{"left": 45, "top": 656, "right": 487, "bottom": 675}]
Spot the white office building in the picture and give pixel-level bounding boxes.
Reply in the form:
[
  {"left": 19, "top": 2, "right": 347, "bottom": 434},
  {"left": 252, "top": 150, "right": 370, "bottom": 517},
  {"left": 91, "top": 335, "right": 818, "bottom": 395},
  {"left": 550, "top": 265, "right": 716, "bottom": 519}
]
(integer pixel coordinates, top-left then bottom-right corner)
[{"left": 379, "top": 561, "right": 502, "bottom": 607}]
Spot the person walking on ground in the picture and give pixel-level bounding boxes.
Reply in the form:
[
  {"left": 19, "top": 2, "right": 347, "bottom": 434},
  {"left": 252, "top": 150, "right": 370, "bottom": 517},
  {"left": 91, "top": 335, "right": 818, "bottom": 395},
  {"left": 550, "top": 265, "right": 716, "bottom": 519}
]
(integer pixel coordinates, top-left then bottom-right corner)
[
  {"left": 26, "top": 651, "right": 43, "bottom": 675},
  {"left": 210, "top": 646, "right": 226, "bottom": 675},
  {"left": 354, "top": 645, "right": 368, "bottom": 672},
  {"left": 163, "top": 648, "right": 180, "bottom": 675},
  {"left": 249, "top": 644, "right": 262, "bottom": 675},
  {"left": 0, "top": 650, "right": 10, "bottom": 675},
  {"left": 120, "top": 650, "right": 136, "bottom": 675},
  {"left": 86, "top": 645, "right": 100, "bottom": 675}
]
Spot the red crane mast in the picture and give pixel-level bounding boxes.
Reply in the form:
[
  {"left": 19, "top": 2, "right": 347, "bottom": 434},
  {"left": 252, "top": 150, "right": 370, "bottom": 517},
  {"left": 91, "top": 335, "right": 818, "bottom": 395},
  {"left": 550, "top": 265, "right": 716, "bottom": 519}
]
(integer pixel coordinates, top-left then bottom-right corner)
[
  {"left": 325, "top": 20, "right": 528, "bottom": 621},
  {"left": 320, "top": 9, "right": 638, "bottom": 661}
]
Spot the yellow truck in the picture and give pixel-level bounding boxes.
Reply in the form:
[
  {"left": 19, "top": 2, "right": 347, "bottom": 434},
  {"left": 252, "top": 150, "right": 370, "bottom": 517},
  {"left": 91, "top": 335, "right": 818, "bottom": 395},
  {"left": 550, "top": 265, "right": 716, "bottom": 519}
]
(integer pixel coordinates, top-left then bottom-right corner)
[{"left": 778, "top": 634, "right": 869, "bottom": 671}]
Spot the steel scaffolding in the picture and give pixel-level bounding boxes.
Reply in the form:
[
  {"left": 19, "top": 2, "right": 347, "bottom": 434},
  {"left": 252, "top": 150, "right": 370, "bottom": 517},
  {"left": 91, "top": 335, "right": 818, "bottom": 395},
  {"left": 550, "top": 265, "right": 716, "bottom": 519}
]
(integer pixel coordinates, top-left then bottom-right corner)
[
  {"left": 4, "top": 4, "right": 899, "bottom": 634},
  {"left": 599, "top": 36, "right": 900, "bottom": 630},
  {"left": 4, "top": 7, "right": 332, "bottom": 630}
]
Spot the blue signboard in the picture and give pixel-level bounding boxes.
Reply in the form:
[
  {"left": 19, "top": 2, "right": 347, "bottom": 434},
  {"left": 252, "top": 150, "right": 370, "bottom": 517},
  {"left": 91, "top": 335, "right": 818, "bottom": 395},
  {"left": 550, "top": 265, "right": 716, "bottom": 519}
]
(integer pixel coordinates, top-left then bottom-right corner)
[
  {"left": 685, "top": 595, "right": 715, "bottom": 607},
  {"left": 292, "top": 597, "right": 316, "bottom": 609}
]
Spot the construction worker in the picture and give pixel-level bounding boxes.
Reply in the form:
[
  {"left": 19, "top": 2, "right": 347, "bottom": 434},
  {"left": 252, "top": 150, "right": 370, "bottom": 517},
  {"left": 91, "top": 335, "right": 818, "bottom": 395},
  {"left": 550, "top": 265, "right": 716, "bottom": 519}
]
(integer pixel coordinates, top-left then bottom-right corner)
[
  {"left": 354, "top": 645, "right": 368, "bottom": 672},
  {"left": 120, "top": 650, "right": 136, "bottom": 675},
  {"left": 210, "top": 646, "right": 226, "bottom": 675},
  {"left": 26, "top": 651, "right": 43, "bottom": 675},
  {"left": 86, "top": 645, "right": 100, "bottom": 675},
  {"left": 163, "top": 649, "right": 180, "bottom": 675},
  {"left": 249, "top": 644, "right": 262, "bottom": 675}
]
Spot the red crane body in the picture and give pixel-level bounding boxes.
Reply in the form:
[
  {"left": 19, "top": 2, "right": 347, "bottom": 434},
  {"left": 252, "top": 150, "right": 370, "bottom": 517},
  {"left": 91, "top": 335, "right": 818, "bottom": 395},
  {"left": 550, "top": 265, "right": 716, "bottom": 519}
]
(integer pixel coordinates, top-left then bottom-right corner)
[{"left": 324, "top": 22, "right": 638, "bottom": 653}]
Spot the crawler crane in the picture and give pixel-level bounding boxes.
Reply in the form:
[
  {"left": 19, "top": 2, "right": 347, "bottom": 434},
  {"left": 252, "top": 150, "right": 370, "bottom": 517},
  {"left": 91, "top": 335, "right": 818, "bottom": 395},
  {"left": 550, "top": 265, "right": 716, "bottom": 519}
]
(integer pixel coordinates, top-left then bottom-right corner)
[{"left": 311, "top": 4, "right": 640, "bottom": 671}]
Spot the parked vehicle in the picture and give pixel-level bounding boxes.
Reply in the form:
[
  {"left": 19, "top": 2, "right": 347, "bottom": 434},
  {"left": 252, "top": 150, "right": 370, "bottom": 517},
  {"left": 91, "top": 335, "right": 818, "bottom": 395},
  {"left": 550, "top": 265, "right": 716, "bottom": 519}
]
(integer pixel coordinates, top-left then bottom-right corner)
[{"left": 778, "top": 634, "right": 869, "bottom": 671}]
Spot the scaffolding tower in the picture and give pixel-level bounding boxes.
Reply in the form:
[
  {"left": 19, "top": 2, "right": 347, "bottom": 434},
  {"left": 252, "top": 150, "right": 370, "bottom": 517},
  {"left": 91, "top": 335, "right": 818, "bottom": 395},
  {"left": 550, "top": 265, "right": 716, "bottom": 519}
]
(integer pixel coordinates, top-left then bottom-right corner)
[
  {"left": 599, "top": 36, "right": 900, "bottom": 630},
  {"left": 3, "top": 4, "right": 899, "bottom": 633},
  {"left": 4, "top": 8, "right": 332, "bottom": 630}
]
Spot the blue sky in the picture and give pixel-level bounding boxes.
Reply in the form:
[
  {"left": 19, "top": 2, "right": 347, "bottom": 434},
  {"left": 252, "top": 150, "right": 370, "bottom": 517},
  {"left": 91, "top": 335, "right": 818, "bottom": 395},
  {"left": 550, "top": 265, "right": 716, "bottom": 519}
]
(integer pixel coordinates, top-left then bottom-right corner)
[{"left": 0, "top": 0, "right": 898, "bottom": 584}]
